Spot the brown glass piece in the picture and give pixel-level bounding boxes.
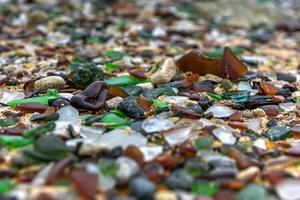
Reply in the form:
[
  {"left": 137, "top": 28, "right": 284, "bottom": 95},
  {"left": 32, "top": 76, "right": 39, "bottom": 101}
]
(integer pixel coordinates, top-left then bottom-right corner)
[
  {"left": 143, "top": 162, "right": 164, "bottom": 182},
  {"left": 259, "top": 105, "right": 279, "bottom": 116},
  {"left": 264, "top": 170, "right": 285, "bottom": 185},
  {"left": 15, "top": 103, "right": 49, "bottom": 113},
  {"left": 191, "top": 83, "right": 214, "bottom": 93},
  {"left": 260, "top": 82, "right": 279, "bottom": 96},
  {"left": 220, "top": 47, "right": 248, "bottom": 80},
  {"left": 109, "top": 85, "right": 129, "bottom": 98},
  {"left": 182, "top": 73, "right": 199, "bottom": 87},
  {"left": 228, "top": 121, "right": 247, "bottom": 130},
  {"left": 176, "top": 47, "right": 247, "bottom": 80},
  {"left": 177, "top": 141, "right": 197, "bottom": 157},
  {"left": 71, "top": 81, "right": 108, "bottom": 110},
  {"left": 46, "top": 156, "right": 74, "bottom": 185},
  {"left": 0, "top": 123, "right": 27, "bottom": 135},
  {"left": 137, "top": 96, "right": 153, "bottom": 112},
  {"left": 123, "top": 145, "right": 144, "bottom": 166},
  {"left": 70, "top": 169, "right": 98, "bottom": 200},
  {"left": 128, "top": 69, "right": 147, "bottom": 80},
  {"left": 229, "top": 112, "right": 243, "bottom": 122},
  {"left": 154, "top": 154, "right": 180, "bottom": 170},
  {"left": 229, "top": 148, "right": 253, "bottom": 170},
  {"left": 171, "top": 104, "right": 201, "bottom": 119}
]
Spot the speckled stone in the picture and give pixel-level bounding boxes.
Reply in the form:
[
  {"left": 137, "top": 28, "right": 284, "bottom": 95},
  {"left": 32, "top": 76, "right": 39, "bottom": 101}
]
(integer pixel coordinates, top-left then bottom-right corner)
[{"left": 34, "top": 76, "right": 66, "bottom": 91}]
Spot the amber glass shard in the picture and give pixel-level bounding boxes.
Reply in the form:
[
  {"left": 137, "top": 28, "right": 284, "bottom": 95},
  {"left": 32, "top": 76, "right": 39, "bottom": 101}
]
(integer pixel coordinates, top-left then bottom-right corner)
[
  {"left": 176, "top": 50, "right": 223, "bottom": 77},
  {"left": 220, "top": 47, "right": 248, "bottom": 80},
  {"left": 109, "top": 85, "right": 129, "bottom": 98},
  {"left": 260, "top": 82, "right": 279, "bottom": 96},
  {"left": 176, "top": 47, "right": 247, "bottom": 80}
]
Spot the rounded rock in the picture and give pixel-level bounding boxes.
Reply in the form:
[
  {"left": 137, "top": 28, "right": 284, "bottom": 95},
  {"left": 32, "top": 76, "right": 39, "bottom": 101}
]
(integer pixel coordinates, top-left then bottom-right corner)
[
  {"left": 106, "top": 97, "right": 123, "bottom": 109},
  {"left": 129, "top": 177, "right": 156, "bottom": 200},
  {"left": 150, "top": 58, "right": 177, "bottom": 85},
  {"left": 154, "top": 191, "right": 178, "bottom": 200},
  {"left": 34, "top": 76, "right": 66, "bottom": 91}
]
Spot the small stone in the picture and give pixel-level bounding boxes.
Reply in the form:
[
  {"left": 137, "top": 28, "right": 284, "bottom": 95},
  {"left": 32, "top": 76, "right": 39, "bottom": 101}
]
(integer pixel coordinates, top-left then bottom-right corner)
[
  {"left": 129, "top": 177, "right": 156, "bottom": 200},
  {"left": 34, "top": 76, "right": 66, "bottom": 91},
  {"left": 116, "top": 157, "right": 139, "bottom": 183},
  {"left": 154, "top": 190, "right": 178, "bottom": 200},
  {"left": 276, "top": 72, "right": 296, "bottom": 83},
  {"left": 251, "top": 108, "right": 266, "bottom": 117},
  {"left": 106, "top": 97, "right": 123, "bottom": 109},
  {"left": 150, "top": 58, "right": 177, "bottom": 85},
  {"left": 164, "top": 169, "right": 193, "bottom": 190},
  {"left": 237, "top": 183, "right": 267, "bottom": 200}
]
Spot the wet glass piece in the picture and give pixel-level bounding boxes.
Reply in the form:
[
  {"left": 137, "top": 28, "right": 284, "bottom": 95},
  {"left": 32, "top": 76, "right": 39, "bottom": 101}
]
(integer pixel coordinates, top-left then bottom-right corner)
[
  {"left": 191, "top": 180, "right": 219, "bottom": 197},
  {"left": 23, "top": 122, "right": 56, "bottom": 139},
  {"left": 100, "top": 113, "right": 131, "bottom": 129},
  {"left": 106, "top": 75, "right": 149, "bottom": 87},
  {"left": 220, "top": 47, "right": 248, "bottom": 80},
  {"left": 0, "top": 135, "right": 32, "bottom": 148},
  {"left": 223, "top": 90, "right": 250, "bottom": 103},
  {"left": 7, "top": 89, "right": 60, "bottom": 106},
  {"left": 0, "top": 118, "right": 19, "bottom": 128}
]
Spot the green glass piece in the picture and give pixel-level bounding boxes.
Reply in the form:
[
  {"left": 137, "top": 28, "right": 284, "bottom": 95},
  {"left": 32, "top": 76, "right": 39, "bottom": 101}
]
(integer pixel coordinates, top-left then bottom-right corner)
[
  {"left": 105, "top": 63, "right": 119, "bottom": 71},
  {"left": 104, "top": 50, "right": 126, "bottom": 60},
  {"left": 110, "top": 109, "right": 128, "bottom": 118},
  {"left": 267, "top": 126, "right": 291, "bottom": 141},
  {"left": 70, "top": 62, "right": 106, "bottom": 88},
  {"left": 153, "top": 99, "right": 169, "bottom": 108},
  {"left": 0, "top": 178, "right": 14, "bottom": 195},
  {"left": 23, "top": 149, "right": 61, "bottom": 162},
  {"left": 7, "top": 89, "right": 60, "bottom": 106},
  {"left": 195, "top": 136, "right": 213, "bottom": 150},
  {"left": 295, "top": 97, "right": 300, "bottom": 103},
  {"left": 84, "top": 115, "right": 103, "bottom": 126},
  {"left": 223, "top": 90, "right": 250, "bottom": 103},
  {"left": 184, "top": 158, "right": 208, "bottom": 177},
  {"left": 206, "top": 47, "right": 242, "bottom": 58},
  {"left": 100, "top": 113, "right": 131, "bottom": 129},
  {"left": 34, "top": 134, "right": 69, "bottom": 157},
  {"left": 98, "top": 159, "right": 119, "bottom": 177},
  {"left": 237, "top": 184, "right": 267, "bottom": 200},
  {"left": 30, "top": 113, "right": 59, "bottom": 122},
  {"left": 0, "top": 118, "right": 19, "bottom": 128},
  {"left": 0, "top": 135, "right": 32, "bottom": 148},
  {"left": 191, "top": 180, "right": 219, "bottom": 197},
  {"left": 124, "top": 85, "right": 143, "bottom": 96},
  {"left": 23, "top": 122, "right": 56, "bottom": 139},
  {"left": 106, "top": 75, "right": 149, "bottom": 87},
  {"left": 207, "top": 93, "right": 223, "bottom": 101},
  {"left": 143, "top": 85, "right": 176, "bottom": 100}
]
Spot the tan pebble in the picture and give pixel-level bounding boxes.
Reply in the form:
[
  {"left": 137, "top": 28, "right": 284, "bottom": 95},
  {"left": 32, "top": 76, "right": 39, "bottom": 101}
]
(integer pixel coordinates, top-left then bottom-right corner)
[
  {"left": 106, "top": 97, "right": 123, "bottom": 109},
  {"left": 252, "top": 108, "right": 266, "bottom": 117},
  {"left": 34, "top": 76, "right": 66, "bottom": 91},
  {"left": 154, "top": 191, "right": 178, "bottom": 200},
  {"left": 150, "top": 58, "right": 176, "bottom": 85}
]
